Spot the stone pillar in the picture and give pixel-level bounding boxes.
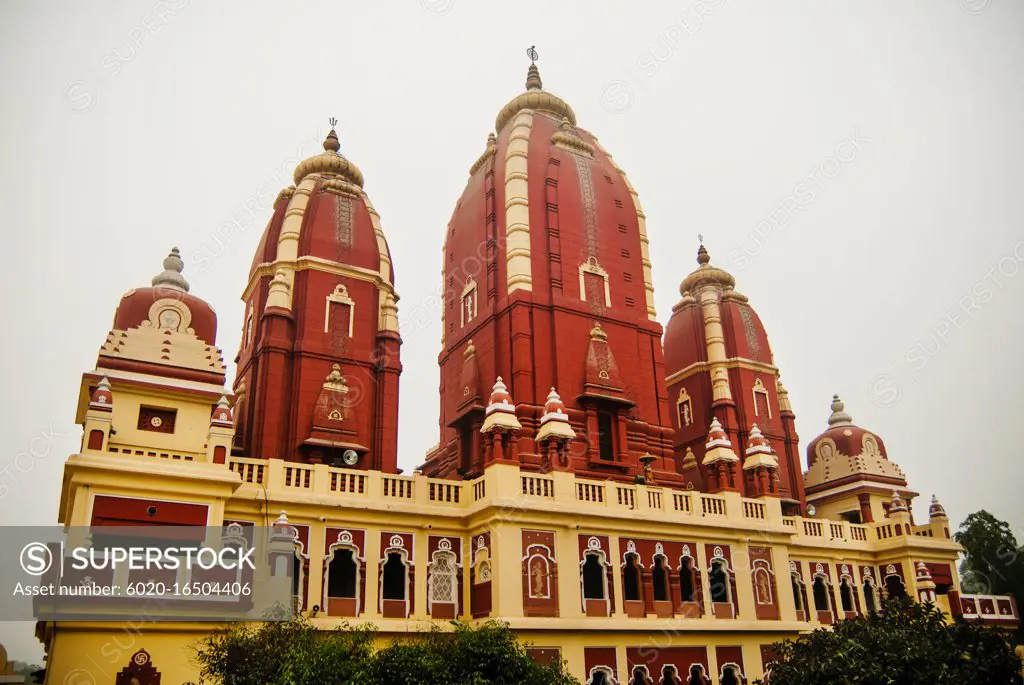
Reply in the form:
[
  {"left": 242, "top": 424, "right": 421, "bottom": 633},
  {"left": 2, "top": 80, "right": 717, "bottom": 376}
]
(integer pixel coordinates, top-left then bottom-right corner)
[
  {"left": 608, "top": 535, "right": 625, "bottom": 618},
  {"left": 858, "top": 493, "right": 874, "bottom": 523},
  {"left": 363, "top": 528, "right": 381, "bottom": 620}
]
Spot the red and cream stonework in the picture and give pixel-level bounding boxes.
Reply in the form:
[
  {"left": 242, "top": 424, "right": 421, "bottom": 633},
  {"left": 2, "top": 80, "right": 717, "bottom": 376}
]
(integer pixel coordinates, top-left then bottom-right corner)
[{"left": 38, "top": 59, "right": 1017, "bottom": 684}]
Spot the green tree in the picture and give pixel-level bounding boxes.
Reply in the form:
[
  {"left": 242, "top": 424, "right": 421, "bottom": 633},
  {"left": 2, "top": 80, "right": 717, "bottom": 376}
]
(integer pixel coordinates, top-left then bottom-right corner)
[
  {"left": 955, "top": 511, "right": 1023, "bottom": 592},
  {"left": 955, "top": 510, "right": 1024, "bottom": 640},
  {"left": 187, "top": 619, "right": 375, "bottom": 685},
  {"left": 186, "top": 619, "right": 579, "bottom": 685},
  {"left": 756, "top": 598, "right": 1022, "bottom": 685}
]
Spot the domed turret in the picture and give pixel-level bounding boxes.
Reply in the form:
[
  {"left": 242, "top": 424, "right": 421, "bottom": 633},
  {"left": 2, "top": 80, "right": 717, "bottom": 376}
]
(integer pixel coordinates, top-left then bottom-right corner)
[
  {"left": 663, "top": 243, "right": 804, "bottom": 511},
  {"left": 803, "top": 395, "right": 914, "bottom": 524},
  {"left": 236, "top": 123, "right": 401, "bottom": 469},
  {"left": 805, "top": 395, "right": 889, "bottom": 467},
  {"left": 112, "top": 247, "right": 219, "bottom": 347},
  {"left": 423, "top": 50, "right": 674, "bottom": 484},
  {"left": 102, "top": 248, "right": 225, "bottom": 384}
]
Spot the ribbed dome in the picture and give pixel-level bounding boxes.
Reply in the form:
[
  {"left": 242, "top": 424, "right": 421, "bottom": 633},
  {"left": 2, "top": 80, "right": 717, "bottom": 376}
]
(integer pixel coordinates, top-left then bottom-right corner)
[
  {"left": 293, "top": 127, "right": 365, "bottom": 187},
  {"left": 679, "top": 244, "right": 736, "bottom": 295},
  {"left": 664, "top": 244, "right": 773, "bottom": 376},
  {"left": 246, "top": 127, "right": 394, "bottom": 287},
  {"left": 495, "top": 61, "right": 576, "bottom": 133}
]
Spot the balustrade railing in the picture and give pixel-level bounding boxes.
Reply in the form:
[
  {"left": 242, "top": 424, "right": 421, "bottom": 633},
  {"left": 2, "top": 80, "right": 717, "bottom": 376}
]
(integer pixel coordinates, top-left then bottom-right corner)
[{"left": 220, "top": 459, "right": 949, "bottom": 555}]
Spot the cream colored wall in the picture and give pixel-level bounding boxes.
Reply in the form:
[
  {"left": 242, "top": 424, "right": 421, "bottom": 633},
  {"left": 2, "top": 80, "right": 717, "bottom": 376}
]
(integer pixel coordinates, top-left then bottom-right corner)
[
  {"left": 42, "top": 622, "right": 801, "bottom": 685},
  {"left": 44, "top": 628, "right": 208, "bottom": 685},
  {"left": 99, "top": 387, "right": 213, "bottom": 458},
  {"left": 810, "top": 496, "right": 859, "bottom": 522}
]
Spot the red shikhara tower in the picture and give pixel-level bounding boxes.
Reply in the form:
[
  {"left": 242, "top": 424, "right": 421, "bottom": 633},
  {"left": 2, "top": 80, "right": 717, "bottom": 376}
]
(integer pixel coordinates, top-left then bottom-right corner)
[
  {"left": 421, "top": 59, "right": 679, "bottom": 484},
  {"left": 233, "top": 126, "right": 402, "bottom": 471},
  {"left": 663, "top": 244, "right": 806, "bottom": 513}
]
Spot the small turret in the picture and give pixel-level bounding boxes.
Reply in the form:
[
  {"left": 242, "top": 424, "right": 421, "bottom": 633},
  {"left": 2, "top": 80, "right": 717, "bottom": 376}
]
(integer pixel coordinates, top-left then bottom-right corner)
[
  {"left": 206, "top": 394, "right": 234, "bottom": 464},
  {"left": 536, "top": 387, "right": 576, "bottom": 472},
  {"left": 480, "top": 377, "right": 522, "bottom": 465},
  {"left": 702, "top": 417, "right": 740, "bottom": 493}
]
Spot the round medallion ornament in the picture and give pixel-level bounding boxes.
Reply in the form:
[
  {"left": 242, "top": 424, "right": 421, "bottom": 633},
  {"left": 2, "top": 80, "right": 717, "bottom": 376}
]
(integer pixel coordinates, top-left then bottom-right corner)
[
  {"left": 587, "top": 536, "right": 602, "bottom": 551},
  {"left": 159, "top": 308, "right": 182, "bottom": 329},
  {"left": 149, "top": 416, "right": 163, "bottom": 428},
  {"left": 133, "top": 649, "right": 150, "bottom": 666}
]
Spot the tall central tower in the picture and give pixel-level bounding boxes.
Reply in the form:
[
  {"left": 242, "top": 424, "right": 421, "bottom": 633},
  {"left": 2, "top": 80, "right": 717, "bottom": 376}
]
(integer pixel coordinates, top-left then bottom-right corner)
[{"left": 421, "top": 58, "right": 679, "bottom": 484}]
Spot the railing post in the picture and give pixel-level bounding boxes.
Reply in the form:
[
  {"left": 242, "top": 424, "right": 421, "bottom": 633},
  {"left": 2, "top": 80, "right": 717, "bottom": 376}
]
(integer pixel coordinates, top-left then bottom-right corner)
[
  {"left": 761, "top": 496, "right": 783, "bottom": 524},
  {"left": 551, "top": 470, "right": 575, "bottom": 505},
  {"left": 367, "top": 470, "right": 383, "bottom": 499},
  {"left": 413, "top": 472, "right": 429, "bottom": 503},
  {"left": 635, "top": 484, "right": 649, "bottom": 513},
  {"left": 266, "top": 459, "right": 285, "bottom": 494},
  {"left": 313, "top": 464, "right": 330, "bottom": 496},
  {"left": 721, "top": 490, "right": 742, "bottom": 517}
]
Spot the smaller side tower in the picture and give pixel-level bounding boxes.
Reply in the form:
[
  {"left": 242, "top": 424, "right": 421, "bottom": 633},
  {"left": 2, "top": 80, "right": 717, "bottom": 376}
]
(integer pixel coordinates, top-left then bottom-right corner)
[
  {"left": 803, "top": 395, "right": 917, "bottom": 524},
  {"left": 235, "top": 125, "right": 402, "bottom": 471},
  {"left": 63, "top": 249, "right": 234, "bottom": 526},
  {"left": 663, "top": 244, "right": 804, "bottom": 512}
]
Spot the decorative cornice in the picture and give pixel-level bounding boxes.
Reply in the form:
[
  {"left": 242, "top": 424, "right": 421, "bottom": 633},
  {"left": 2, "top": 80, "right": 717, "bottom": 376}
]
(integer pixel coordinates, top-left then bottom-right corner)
[
  {"left": 551, "top": 119, "right": 595, "bottom": 158},
  {"left": 244, "top": 256, "right": 398, "bottom": 304},
  {"left": 665, "top": 357, "right": 779, "bottom": 386},
  {"left": 496, "top": 91, "right": 576, "bottom": 134}
]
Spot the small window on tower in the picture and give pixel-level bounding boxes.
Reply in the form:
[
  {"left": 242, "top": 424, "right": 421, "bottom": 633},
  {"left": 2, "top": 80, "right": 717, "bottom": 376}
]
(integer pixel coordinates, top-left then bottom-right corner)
[
  {"left": 244, "top": 302, "right": 254, "bottom": 348},
  {"left": 461, "top": 278, "right": 478, "bottom": 328},
  {"left": 138, "top": 407, "right": 176, "bottom": 434},
  {"left": 752, "top": 378, "right": 772, "bottom": 418},
  {"left": 324, "top": 284, "right": 355, "bottom": 337},
  {"left": 597, "top": 413, "right": 616, "bottom": 461},
  {"left": 578, "top": 257, "right": 610, "bottom": 307}
]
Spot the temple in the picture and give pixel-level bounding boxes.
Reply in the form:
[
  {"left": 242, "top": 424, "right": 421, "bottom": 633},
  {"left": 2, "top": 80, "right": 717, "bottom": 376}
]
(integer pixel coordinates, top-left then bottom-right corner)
[{"left": 35, "top": 55, "right": 1018, "bottom": 684}]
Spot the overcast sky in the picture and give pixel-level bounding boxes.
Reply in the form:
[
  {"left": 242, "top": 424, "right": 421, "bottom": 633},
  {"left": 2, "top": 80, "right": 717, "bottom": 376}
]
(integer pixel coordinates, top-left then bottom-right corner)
[{"left": 2, "top": 0, "right": 1022, "bottom": 662}]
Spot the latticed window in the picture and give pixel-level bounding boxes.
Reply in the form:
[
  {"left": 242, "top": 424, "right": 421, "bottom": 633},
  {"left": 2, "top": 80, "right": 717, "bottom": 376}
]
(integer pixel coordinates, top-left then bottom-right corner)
[
  {"left": 430, "top": 551, "right": 457, "bottom": 604},
  {"left": 476, "top": 560, "right": 491, "bottom": 583}
]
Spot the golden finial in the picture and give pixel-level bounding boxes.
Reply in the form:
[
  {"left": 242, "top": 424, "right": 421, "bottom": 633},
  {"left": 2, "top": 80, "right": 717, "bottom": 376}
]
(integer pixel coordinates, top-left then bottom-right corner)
[
  {"left": 696, "top": 235, "right": 710, "bottom": 266},
  {"left": 324, "top": 117, "right": 340, "bottom": 152},
  {"left": 525, "top": 45, "right": 542, "bottom": 90}
]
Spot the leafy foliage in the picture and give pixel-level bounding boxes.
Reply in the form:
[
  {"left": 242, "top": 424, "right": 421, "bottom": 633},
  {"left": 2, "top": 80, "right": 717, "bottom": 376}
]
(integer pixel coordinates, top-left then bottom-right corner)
[
  {"left": 186, "top": 619, "right": 579, "bottom": 685},
  {"left": 955, "top": 510, "right": 1024, "bottom": 641},
  {"left": 756, "top": 598, "right": 1022, "bottom": 685}
]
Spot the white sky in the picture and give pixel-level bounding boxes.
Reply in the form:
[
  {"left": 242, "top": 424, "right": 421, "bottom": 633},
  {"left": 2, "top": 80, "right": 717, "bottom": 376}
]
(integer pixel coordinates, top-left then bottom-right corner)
[{"left": 2, "top": 0, "right": 1022, "bottom": 663}]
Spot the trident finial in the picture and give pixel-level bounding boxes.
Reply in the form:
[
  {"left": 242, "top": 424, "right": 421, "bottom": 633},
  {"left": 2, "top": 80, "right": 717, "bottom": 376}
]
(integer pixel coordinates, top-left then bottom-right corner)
[
  {"left": 698, "top": 233, "right": 704, "bottom": 245},
  {"left": 329, "top": 116, "right": 338, "bottom": 129},
  {"left": 527, "top": 45, "right": 539, "bottom": 64}
]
